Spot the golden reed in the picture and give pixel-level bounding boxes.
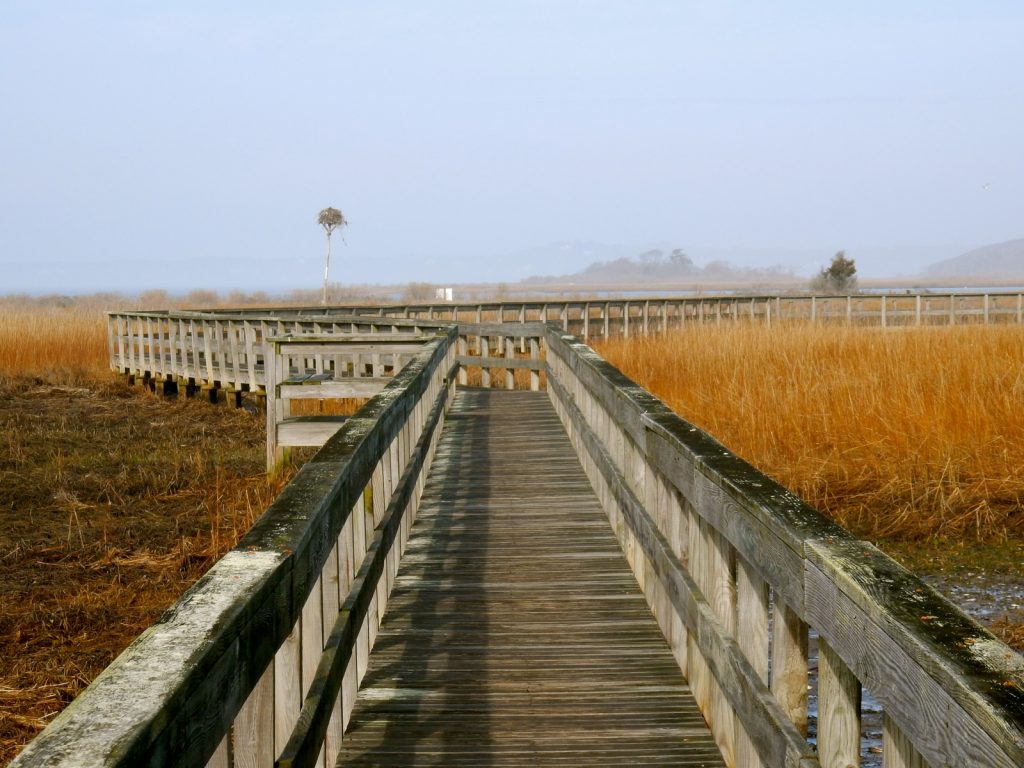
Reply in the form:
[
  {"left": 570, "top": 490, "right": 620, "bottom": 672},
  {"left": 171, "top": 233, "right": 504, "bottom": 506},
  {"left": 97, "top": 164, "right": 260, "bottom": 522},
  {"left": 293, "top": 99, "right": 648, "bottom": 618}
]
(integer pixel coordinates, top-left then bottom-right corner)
[{"left": 596, "top": 324, "right": 1024, "bottom": 541}]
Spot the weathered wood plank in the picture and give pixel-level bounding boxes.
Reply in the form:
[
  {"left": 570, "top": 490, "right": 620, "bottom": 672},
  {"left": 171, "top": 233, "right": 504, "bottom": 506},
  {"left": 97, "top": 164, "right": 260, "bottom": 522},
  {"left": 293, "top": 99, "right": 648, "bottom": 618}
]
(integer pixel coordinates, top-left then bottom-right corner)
[{"left": 335, "top": 389, "right": 726, "bottom": 767}]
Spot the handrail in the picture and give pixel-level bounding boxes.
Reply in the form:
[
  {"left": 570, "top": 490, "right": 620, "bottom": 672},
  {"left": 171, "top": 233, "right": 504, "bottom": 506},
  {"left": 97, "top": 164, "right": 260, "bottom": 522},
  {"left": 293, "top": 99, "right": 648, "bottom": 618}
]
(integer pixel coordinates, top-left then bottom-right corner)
[
  {"left": 543, "top": 326, "right": 1024, "bottom": 768},
  {"left": 12, "top": 328, "right": 458, "bottom": 767},
  {"left": 106, "top": 295, "right": 1024, "bottom": 396},
  {"left": 275, "top": 360, "right": 451, "bottom": 768}
]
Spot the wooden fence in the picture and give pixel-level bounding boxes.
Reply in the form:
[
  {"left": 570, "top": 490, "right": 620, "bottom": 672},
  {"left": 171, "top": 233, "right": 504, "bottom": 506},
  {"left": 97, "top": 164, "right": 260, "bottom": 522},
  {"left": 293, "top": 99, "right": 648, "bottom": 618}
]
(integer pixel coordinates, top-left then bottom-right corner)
[
  {"left": 263, "top": 324, "right": 546, "bottom": 469},
  {"left": 220, "top": 291, "right": 1024, "bottom": 337},
  {"left": 107, "top": 293, "right": 1024, "bottom": 394}
]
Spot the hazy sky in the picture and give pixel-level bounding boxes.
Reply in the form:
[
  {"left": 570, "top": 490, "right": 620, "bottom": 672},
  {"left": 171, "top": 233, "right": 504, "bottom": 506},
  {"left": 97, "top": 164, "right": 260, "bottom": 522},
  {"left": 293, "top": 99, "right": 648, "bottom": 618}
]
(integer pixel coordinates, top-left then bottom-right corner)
[{"left": 2, "top": 2, "right": 1022, "bottom": 292}]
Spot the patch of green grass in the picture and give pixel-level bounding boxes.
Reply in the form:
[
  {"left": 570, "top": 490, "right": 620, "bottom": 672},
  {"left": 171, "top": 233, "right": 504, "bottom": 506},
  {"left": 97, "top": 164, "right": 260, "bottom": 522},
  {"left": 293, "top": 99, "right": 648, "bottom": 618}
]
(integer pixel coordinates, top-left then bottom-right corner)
[{"left": 877, "top": 537, "right": 1024, "bottom": 577}]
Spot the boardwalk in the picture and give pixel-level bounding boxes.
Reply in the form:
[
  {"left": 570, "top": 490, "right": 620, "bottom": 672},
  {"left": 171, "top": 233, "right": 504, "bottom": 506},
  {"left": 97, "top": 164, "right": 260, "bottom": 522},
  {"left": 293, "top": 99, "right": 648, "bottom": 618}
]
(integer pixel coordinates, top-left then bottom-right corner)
[
  {"left": 338, "top": 389, "right": 724, "bottom": 766},
  {"left": 15, "top": 320, "right": 1023, "bottom": 768}
]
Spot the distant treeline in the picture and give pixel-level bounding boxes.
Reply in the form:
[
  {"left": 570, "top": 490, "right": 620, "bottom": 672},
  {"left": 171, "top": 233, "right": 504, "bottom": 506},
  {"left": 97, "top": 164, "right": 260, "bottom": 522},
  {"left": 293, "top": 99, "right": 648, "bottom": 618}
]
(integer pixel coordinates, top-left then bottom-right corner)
[{"left": 523, "top": 248, "right": 795, "bottom": 284}]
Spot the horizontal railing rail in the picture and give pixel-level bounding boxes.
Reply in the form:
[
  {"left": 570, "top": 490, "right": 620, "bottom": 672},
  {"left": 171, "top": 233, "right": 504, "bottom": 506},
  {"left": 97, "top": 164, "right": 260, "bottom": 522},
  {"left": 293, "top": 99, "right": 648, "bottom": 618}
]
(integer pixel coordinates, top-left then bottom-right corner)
[
  {"left": 107, "top": 294, "right": 1024, "bottom": 394},
  {"left": 265, "top": 333, "right": 439, "bottom": 469},
  {"left": 13, "top": 328, "right": 459, "bottom": 768},
  {"left": 210, "top": 291, "right": 1024, "bottom": 337},
  {"left": 543, "top": 326, "right": 1024, "bottom": 768},
  {"left": 105, "top": 311, "right": 450, "bottom": 396}
]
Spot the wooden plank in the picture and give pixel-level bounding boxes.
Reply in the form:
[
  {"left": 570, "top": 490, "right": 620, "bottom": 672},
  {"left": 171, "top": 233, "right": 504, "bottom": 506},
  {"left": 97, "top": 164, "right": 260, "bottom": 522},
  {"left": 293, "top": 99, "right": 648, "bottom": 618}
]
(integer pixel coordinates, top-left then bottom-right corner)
[
  {"left": 805, "top": 543, "right": 1024, "bottom": 768},
  {"left": 233, "top": 662, "right": 274, "bottom": 768},
  {"left": 335, "top": 389, "right": 727, "bottom": 767},
  {"left": 281, "top": 378, "right": 390, "bottom": 399},
  {"left": 736, "top": 555, "right": 769, "bottom": 768},
  {"left": 545, "top": 374, "right": 816, "bottom": 768},
  {"left": 771, "top": 598, "right": 808, "bottom": 737},
  {"left": 884, "top": 715, "right": 926, "bottom": 768},
  {"left": 817, "top": 637, "right": 861, "bottom": 768}
]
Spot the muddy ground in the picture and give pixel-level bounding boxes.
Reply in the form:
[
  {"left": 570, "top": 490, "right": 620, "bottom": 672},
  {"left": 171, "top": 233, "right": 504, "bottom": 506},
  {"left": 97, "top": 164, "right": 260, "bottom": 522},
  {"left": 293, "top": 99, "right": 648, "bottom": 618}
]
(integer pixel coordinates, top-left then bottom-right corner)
[{"left": 0, "top": 376, "right": 287, "bottom": 764}]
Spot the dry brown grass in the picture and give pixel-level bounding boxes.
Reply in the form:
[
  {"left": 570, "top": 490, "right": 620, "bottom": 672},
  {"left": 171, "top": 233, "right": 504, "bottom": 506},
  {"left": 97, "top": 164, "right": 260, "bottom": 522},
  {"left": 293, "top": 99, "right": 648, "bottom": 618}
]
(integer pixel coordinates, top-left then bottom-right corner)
[
  {"left": 0, "top": 299, "right": 291, "bottom": 762},
  {"left": 0, "top": 303, "right": 109, "bottom": 383},
  {"left": 595, "top": 324, "right": 1024, "bottom": 542}
]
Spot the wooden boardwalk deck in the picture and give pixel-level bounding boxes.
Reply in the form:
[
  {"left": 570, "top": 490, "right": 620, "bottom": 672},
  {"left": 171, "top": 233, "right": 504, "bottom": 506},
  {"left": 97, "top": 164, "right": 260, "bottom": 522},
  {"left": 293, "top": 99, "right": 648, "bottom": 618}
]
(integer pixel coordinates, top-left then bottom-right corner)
[{"left": 337, "top": 388, "right": 724, "bottom": 766}]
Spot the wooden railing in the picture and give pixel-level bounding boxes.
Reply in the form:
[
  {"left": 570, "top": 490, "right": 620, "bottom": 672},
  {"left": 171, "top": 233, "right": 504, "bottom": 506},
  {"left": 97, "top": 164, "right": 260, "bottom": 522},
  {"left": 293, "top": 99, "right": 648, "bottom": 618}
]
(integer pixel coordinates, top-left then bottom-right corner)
[
  {"left": 262, "top": 324, "right": 547, "bottom": 469},
  {"left": 544, "top": 327, "right": 1024, "bottom": 768},
  {"left": 106, "top": 311, "right": 448, "bottom": 396},
  {"left": 259, "top": 291, "right": 1024, "bottom": 337},
  {"left": 13, "top": 329, "right": 458, "bottom": 768},
  {"left": 264, "top": 333, "right": 438, "bottom": 469},
  {"left": 23, "top": 314, "right": 1022, "bottom": 768},
  {"left": 106, "top": 295, "right": 1024, "bottom": 397}
]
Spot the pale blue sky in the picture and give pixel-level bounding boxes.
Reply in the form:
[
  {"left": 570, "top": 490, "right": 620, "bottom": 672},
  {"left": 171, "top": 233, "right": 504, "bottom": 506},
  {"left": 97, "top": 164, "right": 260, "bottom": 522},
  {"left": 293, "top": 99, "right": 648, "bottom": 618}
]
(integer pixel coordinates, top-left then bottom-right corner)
[{"left": 2, "top": 2, "right": 1022, "bottom": 292}]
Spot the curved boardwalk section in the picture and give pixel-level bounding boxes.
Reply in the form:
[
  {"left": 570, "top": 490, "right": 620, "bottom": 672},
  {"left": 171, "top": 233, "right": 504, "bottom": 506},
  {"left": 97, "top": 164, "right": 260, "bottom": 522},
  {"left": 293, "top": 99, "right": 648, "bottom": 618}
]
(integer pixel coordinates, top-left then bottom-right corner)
[{"left": 337, "top": 388, "right": 724, "bottom": 766}]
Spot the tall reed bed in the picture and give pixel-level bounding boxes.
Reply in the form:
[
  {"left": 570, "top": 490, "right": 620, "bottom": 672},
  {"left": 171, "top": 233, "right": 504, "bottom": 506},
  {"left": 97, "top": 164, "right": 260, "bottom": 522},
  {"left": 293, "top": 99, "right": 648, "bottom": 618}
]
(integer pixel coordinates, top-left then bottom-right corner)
[
  {"left": 0, "top": 303, "right": 109, "bottom": 381},
  {"left": 596, "top": 324, "right": 1024, "bottom": 541}
]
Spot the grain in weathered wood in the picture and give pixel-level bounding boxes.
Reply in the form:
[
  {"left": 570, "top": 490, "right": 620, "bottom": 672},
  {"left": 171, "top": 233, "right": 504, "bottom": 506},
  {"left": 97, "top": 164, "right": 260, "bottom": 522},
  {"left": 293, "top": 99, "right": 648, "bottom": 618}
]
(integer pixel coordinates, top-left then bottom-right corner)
[
  {"left": 771, "top": 598, "right": 809, "bottom": 738},
  {"left": 817, "top": 637, "right": 860, "bottom": 768},
  {"left": 883, "top": 715, "right": 926, "bottom": 768},
  {"left": 233, "top": 663, "right": 275, "bottom": 768}
]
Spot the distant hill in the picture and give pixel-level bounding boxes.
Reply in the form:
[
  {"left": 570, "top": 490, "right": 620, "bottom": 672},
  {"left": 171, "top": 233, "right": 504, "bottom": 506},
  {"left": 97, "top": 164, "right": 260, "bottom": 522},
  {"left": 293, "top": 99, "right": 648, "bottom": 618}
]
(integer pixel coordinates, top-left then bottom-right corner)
[
  {"left": 925, "top": 239, "right": 1024, "bottom": 278},
  {"left": 522, "top": 247, "right": 794, "bottom": 285}
]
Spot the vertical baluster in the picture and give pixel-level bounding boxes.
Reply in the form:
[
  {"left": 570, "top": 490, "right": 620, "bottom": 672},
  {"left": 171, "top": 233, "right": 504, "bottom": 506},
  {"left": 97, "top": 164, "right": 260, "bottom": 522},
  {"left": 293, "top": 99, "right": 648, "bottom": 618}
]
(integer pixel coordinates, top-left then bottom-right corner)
[
  {"left": 233, "top": 663, "right": 274, "bottom": 768},
  {"left": 505, "top": 336, "right": 514, "bottom": 389},
  {"left": 458, "top": 335, "right": 468, "bottom": 386},
  {"left": 299, "top": 575, "right": 326, "bottom": 768},
  {"left": 529, "top": 337, "right": 540, "bottom": 391},
  {"left": 771, "top": 599, "right": 809, "bottom": 737},
  {"left": 273, "top": 618, "right": 302, "bottom": 757},
  {"left": 818, "top": 637, "right": 861, "bottom": 768},
  {"left": 481, "top": 336, "right": 491, "bottom": 388},
  {"left": 707, "top": 528, "right": 736, "bottom": 766},
  {"left": 735, "top": 555, "right": 769, "bottom": 768},
  {"left": 884, "top": 714, "right": 926, "bottom": 768}
]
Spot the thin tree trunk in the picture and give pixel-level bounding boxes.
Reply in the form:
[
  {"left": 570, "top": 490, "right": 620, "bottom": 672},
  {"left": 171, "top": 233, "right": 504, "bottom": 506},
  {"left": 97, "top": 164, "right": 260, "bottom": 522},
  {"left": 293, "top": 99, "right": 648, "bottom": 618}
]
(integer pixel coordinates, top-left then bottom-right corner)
[{"left": 322, "top": 233, "right": 332, "bottom": 306}]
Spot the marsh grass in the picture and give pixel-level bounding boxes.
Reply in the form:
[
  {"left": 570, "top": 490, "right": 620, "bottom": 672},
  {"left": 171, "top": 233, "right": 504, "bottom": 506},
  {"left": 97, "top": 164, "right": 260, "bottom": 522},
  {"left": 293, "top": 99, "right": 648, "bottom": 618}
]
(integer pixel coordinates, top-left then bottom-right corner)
[
  {"left": 596, "top": 324, "right": 1024, "bottom": 542},
  {"left": 0, "top": 299, "right": 292, "bottom": 761}
]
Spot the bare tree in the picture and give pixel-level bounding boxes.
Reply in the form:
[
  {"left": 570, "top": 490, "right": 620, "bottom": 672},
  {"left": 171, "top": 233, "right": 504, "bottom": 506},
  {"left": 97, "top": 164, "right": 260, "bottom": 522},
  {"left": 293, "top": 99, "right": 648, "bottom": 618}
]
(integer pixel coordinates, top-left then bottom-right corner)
[{"left": 317, "top": 207, "right": 347, "bottom": 305}]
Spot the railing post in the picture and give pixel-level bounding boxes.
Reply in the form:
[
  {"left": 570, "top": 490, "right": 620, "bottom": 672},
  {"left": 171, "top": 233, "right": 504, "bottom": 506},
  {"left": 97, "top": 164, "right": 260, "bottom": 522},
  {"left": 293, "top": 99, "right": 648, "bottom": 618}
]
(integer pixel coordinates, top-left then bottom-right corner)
[
  {"left": 529, "top": 337, "right": 540, "bottom": 391},
  {"left": 480, "top": 336, "right": 490, "bottom": 388},
  {"left": 771, "top": 599, "right": 809, "bottom": 737},
  {"left": 504, "top": 336, "right": 514, "bottom": 390},
  {"left": 735, "top": 556, "right": 769, "bottom": 768},
  {"left": 818, "top": 637, "right": 861, "bottom": 768},
  {"left": 457, "top": 334, "right": 468, "bottom": 386},
  {"left": 884, "top": 714, "right": 926, "bottom": 768}
]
